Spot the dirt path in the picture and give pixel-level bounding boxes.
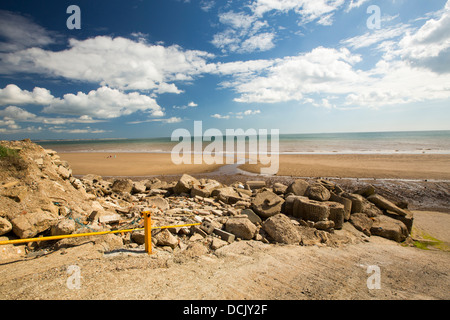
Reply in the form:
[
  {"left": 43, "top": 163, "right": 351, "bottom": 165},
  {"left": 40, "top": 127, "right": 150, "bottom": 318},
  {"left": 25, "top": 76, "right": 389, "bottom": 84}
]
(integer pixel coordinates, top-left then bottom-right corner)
[{"left": 0, "top": 211, "right": 448, "bottom": 300}]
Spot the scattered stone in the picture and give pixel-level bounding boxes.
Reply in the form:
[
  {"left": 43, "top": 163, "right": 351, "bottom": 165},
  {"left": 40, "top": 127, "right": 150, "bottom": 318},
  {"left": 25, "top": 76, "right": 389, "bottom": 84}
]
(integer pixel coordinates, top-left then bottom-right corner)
[
  {"left": 286, "top": 179, "right": 309, "bottom": 196},
  {"left": 174, "top": 174, "right": 199, "bottom": 194},
  {"left": 0, "top": 216, "right": 12, "bottom": 236},
  {"left": 349, "top": 213, "right": 373, "bottom": 237},
  {"left": 272, "top": 182, "right": 287, "bottom": 195},
  {"left": 11, "top": 210, "right": 58, "bottom": 239},
  {"left": 241, "top": 208, "right": 262, "bottom": 225},
  {"left": 313, "top": 220, "right": 335, "bottom": 231},
  {"left": 367, "top": 194, "right": 408, "bottom": 217},
  {"left": 153, "top": 229, "right": 179, "bottom": 249},
  {"left": 211, "top": 237, "right": 228, "bottom": 250},
  {"left": 262, "top": 214, "right": 300, "bottom": 245},
  {"left": 51, "top": 218, "right": 76, "bottom": 236},
  {"left": 306, "top": 183, "right": 331, "bottom": 201},
  {"left": 111, "top": 179, "right": 133, "bottom": 194},
  {"left": 245, "top": 181, "right": 266, "bottom": 190},
  {"left": 370, "top": 215, "right": 409, "bottom": 242},
  {"left": 225, "top": 218, "right": 257, "bottom": 240},
  {"left": 213, "top": 228, "right": 235, "bottom": 243},
  {"left": 293, "top": 197, "right": 329, "bottom": 222},
  {"left": 251, "top": 190, "right": 285, "bottom": 219}
]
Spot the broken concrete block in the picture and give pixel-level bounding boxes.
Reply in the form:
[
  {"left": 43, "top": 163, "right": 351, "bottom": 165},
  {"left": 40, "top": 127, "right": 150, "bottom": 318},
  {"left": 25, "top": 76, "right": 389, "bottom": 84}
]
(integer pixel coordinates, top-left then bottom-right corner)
[{"left": 213, "top": 228, "right": 235, "bottom": 243}]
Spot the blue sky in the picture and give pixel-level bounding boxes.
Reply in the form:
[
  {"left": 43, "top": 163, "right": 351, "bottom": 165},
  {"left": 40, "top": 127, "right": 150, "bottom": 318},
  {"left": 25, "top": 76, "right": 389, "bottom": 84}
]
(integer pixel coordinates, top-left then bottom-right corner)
[{"left": 0, "top": 0, "right": 450, "bottom": 140}]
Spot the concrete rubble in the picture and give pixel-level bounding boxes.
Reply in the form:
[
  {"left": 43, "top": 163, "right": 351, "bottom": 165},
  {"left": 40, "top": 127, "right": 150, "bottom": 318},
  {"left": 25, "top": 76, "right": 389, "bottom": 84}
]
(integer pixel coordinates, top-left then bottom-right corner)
[{"left": 0, "top": 140, "right": 416, "bottom": 261}]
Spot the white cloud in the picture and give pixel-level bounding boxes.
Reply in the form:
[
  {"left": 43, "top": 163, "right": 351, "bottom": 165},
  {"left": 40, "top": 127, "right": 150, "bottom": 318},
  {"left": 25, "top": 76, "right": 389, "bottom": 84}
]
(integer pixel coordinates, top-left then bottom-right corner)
[
  {"left": 44, "top": 86, "right": 164, "bottom": 119},
  {"left": 127, "top": 117, "right": 182, "bottom": 124},
  {"left": 0, "top": 36, "right": 215, "bottom": 92},
  {"left": 211, "top": 109, "right": 261, "bottom": 119},
  {"left": 345, "top": 0, "right": 370, "bottom": 13},
  {"left": 250, "top": 0, "right": 345, "bottom": 25},
  {"left": 0, "top": 10, "right": 58, "bottom": 52},
  {"left": 0, "top": 84, "right": 55, "bottom": 106}
]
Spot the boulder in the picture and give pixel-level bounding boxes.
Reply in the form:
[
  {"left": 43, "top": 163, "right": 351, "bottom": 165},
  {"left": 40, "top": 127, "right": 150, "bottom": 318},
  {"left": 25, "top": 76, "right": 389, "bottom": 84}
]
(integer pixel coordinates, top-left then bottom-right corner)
[
  {"left": 132, "top": 181, "right": 146, "bottom": 194},
  {"left": 51, "top": 218, "right": 76, "bottom": 236},
  {"left": 343, "top": 193, "right": 382, "bottom": 217},
  {"left": 367, "top": 194, "right": 408, "bottom": 217},
  {"left": 284, "top": 195, "right": 307, "bottom": 216},
  {"left": 286, "top": 179, "right": 309, "bottom": 196},
  {"left": 0, "top": 216, "right": 12, "bottom": 236},
  {"left": 251, "top": 190, "right": 285, "bottom": 219},
  {"left": 314, "top": 220, "right": 335, "bottom": 231},
  {"left": 213, "top": 187, "right": 242, "bottom": 204},
  {"left": 323, "top": 201, "right": 345, "bottom": 229},
  {"left": 241, "top": 208, "right": 262, "bottom": 225},
  {"left": 111, "top": 179, "right": 133, "bottom": 194},
  {"left": 272, "top": 182, "right": 287, "bottom": 195},
  {"left": 174, "top": 174, "right": 199, "bottom": 194},
  {"left": 191, "top": 181, "right": 221, "bottom": 198},
  {"left": 306, "top": 183, "right": 331, "bottom": 201},
  {"left": 147, "top": 196, "right": 169, "bottom": 211},
  {"left": 293, "top": 197, "right": 329, "bottom": 222},
  {"left": 329, "top": 193, "right": 352, "bottom": 220},
  {"left": 262, "top": 214, "right": 300, "bottom": 244},
  {"left": 11, "top": 210, "right": 57, "bottom": 239},
  {"left": 354, "top": 185, "right": 376, "bottom": 197},
  {"left": 349, "top": 213, "right": 373, "bottom": 237},
  {"left": 245, "top": 181, "right": 266, "bottom": 190},
  {"left": 225, "top": 218, "right": 257, "bottom": 240},
  {"left": 370, "top": 215, "right": 409, "bottom": 242},
  {"left": 153, "top": 229, "right": 179, "bottom": 249}
]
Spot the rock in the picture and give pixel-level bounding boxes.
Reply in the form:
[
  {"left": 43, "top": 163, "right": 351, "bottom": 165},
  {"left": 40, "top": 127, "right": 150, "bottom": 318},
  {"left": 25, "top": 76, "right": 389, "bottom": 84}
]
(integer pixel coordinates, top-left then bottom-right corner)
[
  {"left": 323, "top": 201, "right": 345, "bottom": 229},
  {"left": 11, "top": 210, "right": 57, "bottom": 239},
  {"left": 225, "top": 218, "right": 257, "bottom": 240},
  {"left": 306, "top": 183, "right": 331, "bottom": 201},
  {"left": 214, "top": 187, "right": 242, "bottom": 204},
  {"left": 1, "top": 186, "right": 28, "bottom": 203},
  {"left": 98, "top": 212, "right": 121, "bottom": 224},
  {"left": 0, "top": 216, "right": 12, "bottom": 236},
  {"left": 314, "top": 220, "right": 335, "bottom": 231},
  {"left": 153, "top": 229, "right": 179, "bottom": 249},
  {"left": 349, "top": 213, "right": 373, "bottom": 237},
  {"left": 343, "top": 193, "right": 382, "bottom": 217},
  {"left": 293, "top": 197, "right": 329, "bottom": 222},
  {"left": 251, "top": 190, "right": 285, "bottom": 219},
  {"left": 51, "top": 218, "right": 76, "bottom": 236},
  {"left": 241, "top": 208, "right": 262, "bottom": 225},
  {"left": 329, "top": 193, "right": 352, "bottom": 220},
  {"left": 296, "top": 226, "right": 326, "bottom": 246},
  {"left": 57, "top": 165, "right": 72, "bottom": 179},
  {"left": 286, "top": 179, "right": 309, "bottom": 196},
  {"left": 284, "top": 195, "right": 307, "bottom": 216},
  {"left": 111, "top": 179, "right": 133, "bottom": 194},
  {"left": 262, "top": 214, "right": 300, "bottom": 244},
  {"left": 131, "top": 230, "right": 145, "bottom": 245},
  {"left": 213, "top": 228, "right": 235, "bottom": 243},
  {"left": 272, "top": 182, "right": 287, "bottom": 195},
  {"left": 191, "top": 181, "right": 221, "bottom": 198},
  {"left": 211, "top": 237, "right": 228, "bottom": 250},
  {"left": 367, "top": 194, "right": 408, "bottom": 217},
  {"left": 355, "top": 185, "right": 376, "bottom": 197},
  {"left": 370, "top": 215, "right": 409, "bottom": 242},
  {"left": 245, "top": 181, "right": 266, "bottom": 190},
  {"left": 385, "top": 210, "right": 414, "bottom": 234},
  {"left": 174, "top": 174, "right": 199, "bottom": 194},
  {"left": 132, "top": 181, "right": 146, "bottom": 194},
  {"left": 147, "top": 196, "right": 169, "bottom": 211}
]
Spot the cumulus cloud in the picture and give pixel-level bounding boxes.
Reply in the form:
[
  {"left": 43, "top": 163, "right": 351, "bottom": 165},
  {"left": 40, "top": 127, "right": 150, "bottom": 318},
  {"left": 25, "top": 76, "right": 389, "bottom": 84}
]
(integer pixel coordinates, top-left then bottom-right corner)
[
  {"left": 0, "top": 36, "right": 215, "bottom": 92},
  {"left": 211, "top": 109, "right": 261, "bottom": 119},
  {"left": 0, "top": 84, "right": 55, "bottom": 106},
  {"left": 45, "top": 86, "right": 164, "bottom": 119}
]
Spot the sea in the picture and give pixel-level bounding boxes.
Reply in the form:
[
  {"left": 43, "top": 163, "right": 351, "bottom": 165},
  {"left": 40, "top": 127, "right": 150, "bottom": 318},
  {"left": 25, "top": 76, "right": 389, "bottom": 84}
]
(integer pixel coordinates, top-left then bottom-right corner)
[{"left": 34, "top": 130, "right": 450, "bottom": 155}]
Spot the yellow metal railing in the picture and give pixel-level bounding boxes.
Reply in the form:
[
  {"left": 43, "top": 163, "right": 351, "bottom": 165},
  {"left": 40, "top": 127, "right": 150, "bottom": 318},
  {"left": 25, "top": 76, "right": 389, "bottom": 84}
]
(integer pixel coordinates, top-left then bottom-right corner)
[{"left": 0, "top": 211, "right": 201, "bottom": 255}]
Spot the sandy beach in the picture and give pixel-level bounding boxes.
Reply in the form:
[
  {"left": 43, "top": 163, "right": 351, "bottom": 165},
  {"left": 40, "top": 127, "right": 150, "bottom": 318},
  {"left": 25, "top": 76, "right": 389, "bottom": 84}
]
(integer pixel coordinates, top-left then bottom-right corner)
[{"left": 59, "top": 152, "right": 450, "bottom": 180}]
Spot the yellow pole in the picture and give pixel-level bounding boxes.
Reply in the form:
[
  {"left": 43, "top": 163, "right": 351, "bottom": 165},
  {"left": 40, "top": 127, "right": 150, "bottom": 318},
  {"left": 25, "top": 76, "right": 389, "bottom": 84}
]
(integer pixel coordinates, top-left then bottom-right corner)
[{"left": 143, "top": 211, "right": 152, "bottom": 255}]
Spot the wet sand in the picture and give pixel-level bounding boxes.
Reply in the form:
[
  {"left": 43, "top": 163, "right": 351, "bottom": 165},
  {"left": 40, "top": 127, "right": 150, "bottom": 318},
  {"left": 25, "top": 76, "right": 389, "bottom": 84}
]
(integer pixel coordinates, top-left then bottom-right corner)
[{"left": 60, "top": 152, "right": 450, "bottom": 180}]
